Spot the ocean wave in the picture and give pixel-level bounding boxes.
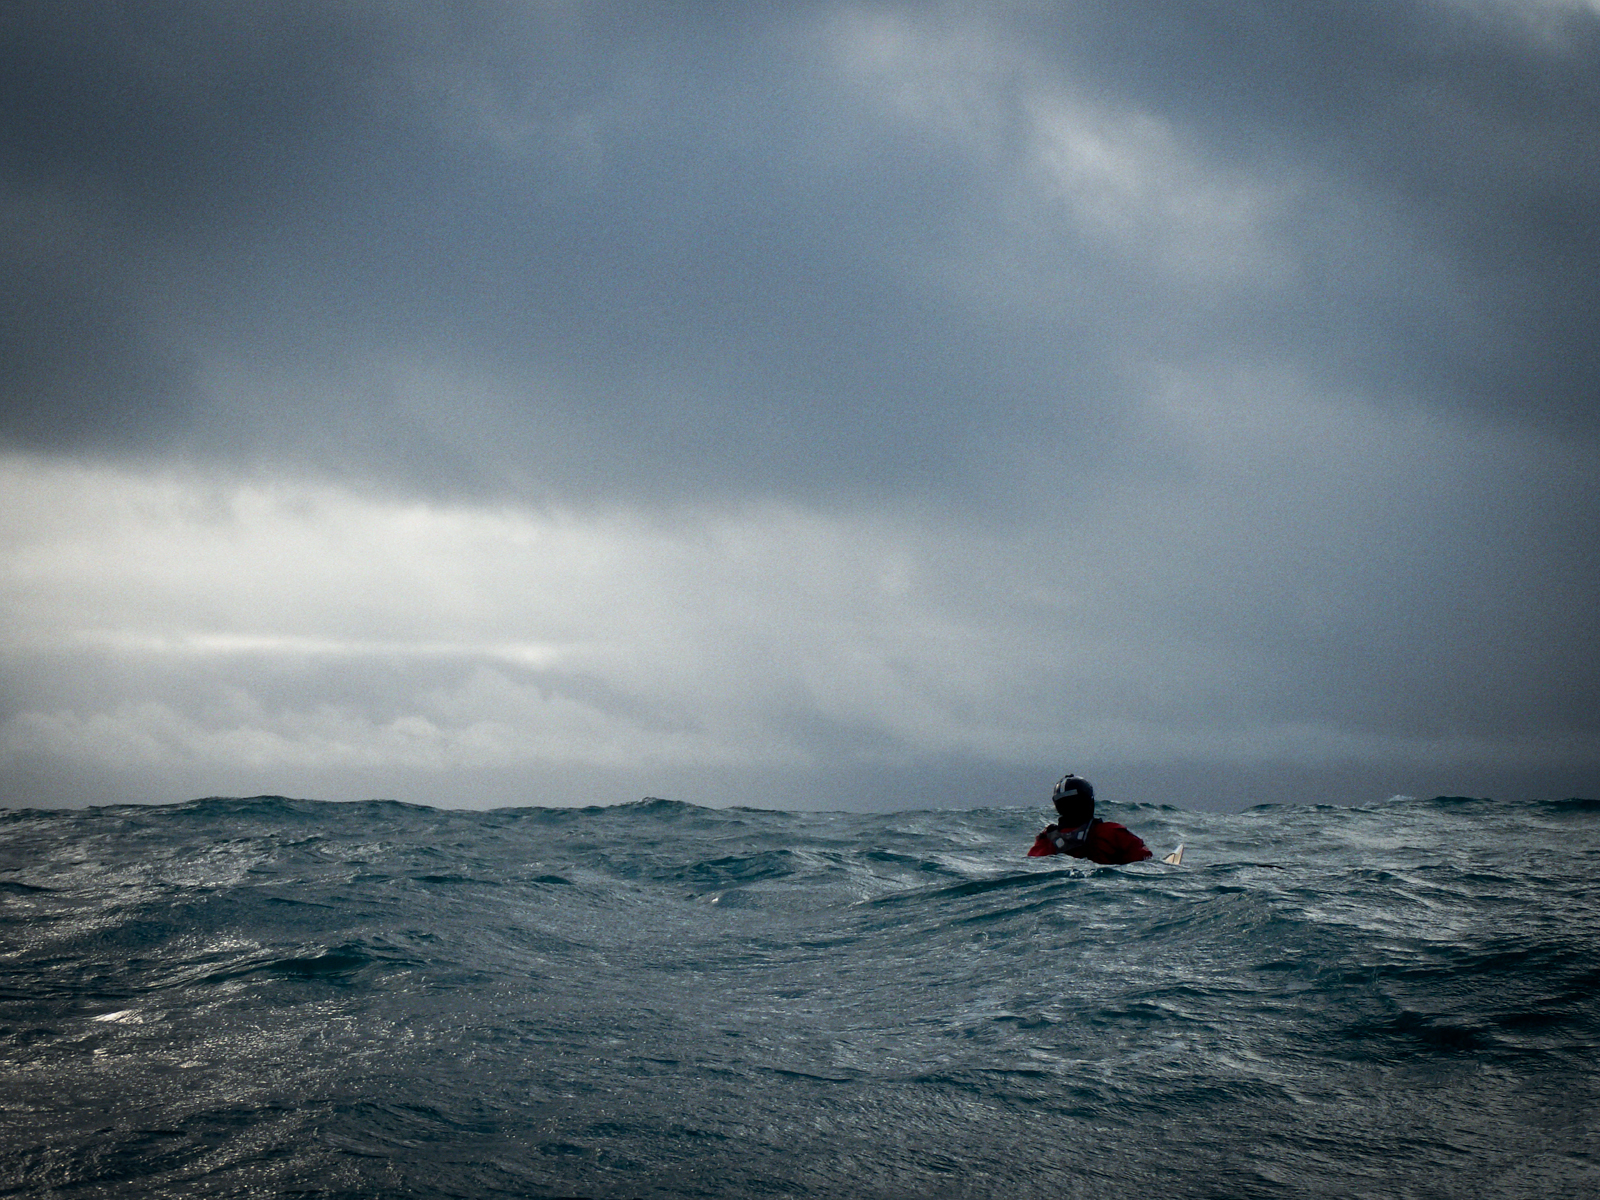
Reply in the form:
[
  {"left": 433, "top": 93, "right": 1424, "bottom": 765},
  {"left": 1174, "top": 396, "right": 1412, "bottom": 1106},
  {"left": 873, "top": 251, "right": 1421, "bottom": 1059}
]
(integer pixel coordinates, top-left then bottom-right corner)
[{"left": 1, "top": 794, "right": 1594, "bottom": 1198}]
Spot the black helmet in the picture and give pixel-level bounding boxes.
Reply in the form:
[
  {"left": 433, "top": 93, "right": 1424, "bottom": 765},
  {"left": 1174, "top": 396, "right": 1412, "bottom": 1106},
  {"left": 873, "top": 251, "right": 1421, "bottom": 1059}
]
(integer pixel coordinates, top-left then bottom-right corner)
[{"left": 1051, "top": 773, "right": 1094, "bottom": 805}]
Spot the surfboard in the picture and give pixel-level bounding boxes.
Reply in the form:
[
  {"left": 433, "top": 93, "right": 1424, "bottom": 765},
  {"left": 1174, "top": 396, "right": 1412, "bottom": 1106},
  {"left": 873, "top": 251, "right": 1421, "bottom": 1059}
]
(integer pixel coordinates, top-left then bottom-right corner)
[{"left": 1162, "top": 844, "right": 1184, "bottom": 866}]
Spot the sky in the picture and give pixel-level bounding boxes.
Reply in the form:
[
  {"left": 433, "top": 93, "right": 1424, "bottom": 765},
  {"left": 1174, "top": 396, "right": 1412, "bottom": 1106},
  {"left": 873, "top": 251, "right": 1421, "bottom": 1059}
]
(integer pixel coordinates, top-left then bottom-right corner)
[{"left": 2, "top": 0, "right": 1598, "bottom": 813}]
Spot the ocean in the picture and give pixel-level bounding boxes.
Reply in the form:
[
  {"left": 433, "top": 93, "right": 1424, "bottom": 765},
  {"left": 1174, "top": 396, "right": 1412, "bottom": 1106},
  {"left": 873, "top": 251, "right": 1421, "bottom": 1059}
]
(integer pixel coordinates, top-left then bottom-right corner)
[{"left": 1, "top": 794, "right": 1594, "bottom": 1199}]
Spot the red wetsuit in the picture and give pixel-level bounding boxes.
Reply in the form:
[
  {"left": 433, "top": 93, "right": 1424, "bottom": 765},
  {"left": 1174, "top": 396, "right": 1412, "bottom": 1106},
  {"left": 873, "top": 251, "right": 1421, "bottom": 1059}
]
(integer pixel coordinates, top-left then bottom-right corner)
[{"left": 1027, "top": 819, "right": 1152, "bottom": 864}]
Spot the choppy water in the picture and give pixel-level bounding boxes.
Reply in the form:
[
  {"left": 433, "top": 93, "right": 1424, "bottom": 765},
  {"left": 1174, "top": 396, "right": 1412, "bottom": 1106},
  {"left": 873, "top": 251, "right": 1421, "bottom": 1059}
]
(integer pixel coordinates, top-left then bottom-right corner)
[{"left": 1, "top": 795, "right": 1595, "bottom": 1198}]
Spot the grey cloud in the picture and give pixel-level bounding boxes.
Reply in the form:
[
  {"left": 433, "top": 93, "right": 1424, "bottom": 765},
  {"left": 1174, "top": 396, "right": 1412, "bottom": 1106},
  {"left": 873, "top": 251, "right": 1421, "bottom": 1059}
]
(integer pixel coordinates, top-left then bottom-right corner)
[
  {"left": 0, "top": 249, "right": 199, "bottom": 453},
  {"left": 7, "top": 1, "right": 1594, "bottom": 506},
  {"left": 1029, "top": 0, "right": 1600, "bottom": 424},
  {"left": 2, "top": 1, "right": 1047, "bottom": 497}
]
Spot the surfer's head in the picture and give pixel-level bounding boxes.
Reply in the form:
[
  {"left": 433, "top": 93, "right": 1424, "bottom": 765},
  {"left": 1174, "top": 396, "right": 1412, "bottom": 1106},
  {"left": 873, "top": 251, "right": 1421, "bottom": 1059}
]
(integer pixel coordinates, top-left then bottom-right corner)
[{"left": 1051, "top": 773, "right": 1094, "bottom": 826}]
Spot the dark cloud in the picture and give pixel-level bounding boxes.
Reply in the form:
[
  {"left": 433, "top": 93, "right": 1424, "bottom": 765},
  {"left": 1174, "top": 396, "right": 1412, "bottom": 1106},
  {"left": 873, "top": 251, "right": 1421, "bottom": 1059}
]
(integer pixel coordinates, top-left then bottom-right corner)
[
  {"left": 0, "top": 249, "right": 199, "bottom": 452},
  {"left": 6, "top": 1, "right": 1594, "bottom": 506},
  {"left": 1035, "top": 0, "right": 1600, "bottom": 424}
]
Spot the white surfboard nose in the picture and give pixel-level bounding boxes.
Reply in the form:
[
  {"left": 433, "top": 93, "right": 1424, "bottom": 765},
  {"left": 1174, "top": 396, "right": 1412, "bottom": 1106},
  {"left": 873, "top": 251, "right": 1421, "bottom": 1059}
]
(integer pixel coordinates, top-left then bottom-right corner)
[{"left": 1162, "top": 844, "right": 1185, "bottom": 866}]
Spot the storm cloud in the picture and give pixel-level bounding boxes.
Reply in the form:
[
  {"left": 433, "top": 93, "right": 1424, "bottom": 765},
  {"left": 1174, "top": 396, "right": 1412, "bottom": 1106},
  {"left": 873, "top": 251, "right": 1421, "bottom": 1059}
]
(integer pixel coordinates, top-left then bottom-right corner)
[{"left": 3, "top": 1, "right": 1597, "bottom": 810}]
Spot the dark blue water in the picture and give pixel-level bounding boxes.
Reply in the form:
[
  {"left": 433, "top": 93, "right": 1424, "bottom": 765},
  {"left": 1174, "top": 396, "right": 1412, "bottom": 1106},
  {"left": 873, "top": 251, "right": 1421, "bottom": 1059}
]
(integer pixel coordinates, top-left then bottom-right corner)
[{"left": 1, "top": 795, "right": 1595, "bottom": 1198}]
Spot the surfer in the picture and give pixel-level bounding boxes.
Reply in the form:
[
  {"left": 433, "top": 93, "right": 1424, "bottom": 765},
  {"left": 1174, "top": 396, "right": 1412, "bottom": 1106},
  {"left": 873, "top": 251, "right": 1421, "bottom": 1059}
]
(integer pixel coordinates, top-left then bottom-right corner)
[{"left": 1026, "top": 773, "right": 1153, "bottom": 864}]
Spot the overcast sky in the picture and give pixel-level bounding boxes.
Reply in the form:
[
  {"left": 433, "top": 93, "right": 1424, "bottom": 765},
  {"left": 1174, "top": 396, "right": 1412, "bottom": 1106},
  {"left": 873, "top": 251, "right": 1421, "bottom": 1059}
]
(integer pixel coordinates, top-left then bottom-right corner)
[{"left": 3, "top": 0, "right": 1597, "bottom": 813}]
